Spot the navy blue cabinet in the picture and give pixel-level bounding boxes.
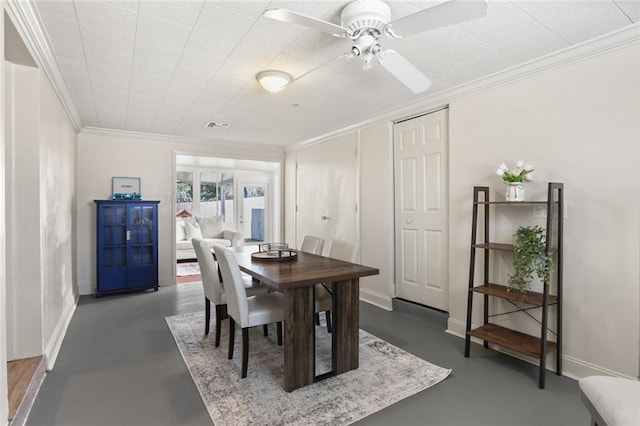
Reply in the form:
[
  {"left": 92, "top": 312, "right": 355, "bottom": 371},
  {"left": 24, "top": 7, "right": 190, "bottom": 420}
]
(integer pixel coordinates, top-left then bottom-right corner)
[{"left": 95, "top": 200, "right": 159, "bottom": 297}]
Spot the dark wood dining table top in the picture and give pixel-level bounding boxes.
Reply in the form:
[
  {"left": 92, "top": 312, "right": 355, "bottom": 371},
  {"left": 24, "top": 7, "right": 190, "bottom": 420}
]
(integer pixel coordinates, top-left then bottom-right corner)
[{"left": 231, "top": 246, "right": 379, "bottom": 290}]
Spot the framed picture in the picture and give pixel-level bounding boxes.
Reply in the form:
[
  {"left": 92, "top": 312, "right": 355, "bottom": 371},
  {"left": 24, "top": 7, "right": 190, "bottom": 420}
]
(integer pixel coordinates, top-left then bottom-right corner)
[{"left": 112, "top": 176, "right": 141, "bottom": 199}]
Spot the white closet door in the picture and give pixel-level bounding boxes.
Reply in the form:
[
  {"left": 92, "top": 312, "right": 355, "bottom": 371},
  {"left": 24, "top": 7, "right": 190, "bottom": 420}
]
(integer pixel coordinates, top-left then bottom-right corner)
[
  {"left": 394, "top": 109, "right": 449, "bottom": 311},
  {"left": 296, "top": 143, "right": 323, "bottom": 248},
  {"left": 321, "top": 134, "right": 357, "bottom": 251},
  {"left": 296, "top": 134, "right": 358, "bottom": 255}
]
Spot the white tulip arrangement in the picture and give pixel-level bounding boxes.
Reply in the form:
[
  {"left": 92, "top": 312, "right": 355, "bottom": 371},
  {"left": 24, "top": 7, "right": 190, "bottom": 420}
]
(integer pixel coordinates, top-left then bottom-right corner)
[{"left": 496, "top": 161, "right": 534, "bottom": 183}]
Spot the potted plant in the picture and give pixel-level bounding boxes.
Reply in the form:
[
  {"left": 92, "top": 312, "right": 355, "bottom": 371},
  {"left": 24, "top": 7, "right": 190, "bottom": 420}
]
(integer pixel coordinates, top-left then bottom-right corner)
[
  {"left": 508, "top": 225, "right": 552, "bottom": 298},
  {"left": 496, "top": 160, "right": 534, "bottom": 201}
]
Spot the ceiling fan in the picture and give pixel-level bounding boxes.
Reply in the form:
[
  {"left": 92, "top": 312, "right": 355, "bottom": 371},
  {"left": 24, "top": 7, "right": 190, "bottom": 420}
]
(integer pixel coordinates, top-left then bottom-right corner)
[{"left": 264, "top": 0, "right": 487, "bottom": 94}]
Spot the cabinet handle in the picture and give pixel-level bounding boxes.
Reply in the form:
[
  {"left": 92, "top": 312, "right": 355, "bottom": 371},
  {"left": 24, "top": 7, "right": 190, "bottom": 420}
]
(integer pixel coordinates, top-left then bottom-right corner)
[
  {"left": 406, "top": 219, "right": 413, "bottom": 224},
  {"left": 126, "top": 230, "right": 131, "bottom": 241},
  {"left": 321, "top": 216, "right": 329, "bottom": 221}
]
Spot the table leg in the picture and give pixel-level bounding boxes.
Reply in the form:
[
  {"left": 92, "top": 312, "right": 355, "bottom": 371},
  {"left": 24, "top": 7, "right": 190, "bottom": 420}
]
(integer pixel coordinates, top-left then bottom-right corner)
[
  {"left": 284, "top": 286, "right": 315, "bottom": 392},
  {"left": 332, "top": 279, "right": 360, "bottom": 374}
]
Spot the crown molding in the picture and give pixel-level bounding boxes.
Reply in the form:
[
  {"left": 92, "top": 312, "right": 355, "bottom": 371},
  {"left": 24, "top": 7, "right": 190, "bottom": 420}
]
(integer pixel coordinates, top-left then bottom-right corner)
[
  {"left": 6, "top": 0, "right": 82, "bottom": 133},
  {"left": 80, "top": 127, "right": 286, "bottom": 157},
  {"left": 286, "top": 22, "right": 640, "bottom": 153}
]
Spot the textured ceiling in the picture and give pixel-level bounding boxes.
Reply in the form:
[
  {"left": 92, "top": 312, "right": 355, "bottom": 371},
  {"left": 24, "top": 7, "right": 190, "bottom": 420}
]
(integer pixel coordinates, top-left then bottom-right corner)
[{"left": 31, "top": 0, "right": 639, "bottom": 146}]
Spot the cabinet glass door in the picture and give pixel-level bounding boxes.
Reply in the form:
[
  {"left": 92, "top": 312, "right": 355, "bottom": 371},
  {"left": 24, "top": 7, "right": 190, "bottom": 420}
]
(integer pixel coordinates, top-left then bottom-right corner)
[
  {"left": 127, "top": 204, "right": 157, "bottom": 288},
  {"left": 97, "top": 204, "right": 127, "bottom": 291}
]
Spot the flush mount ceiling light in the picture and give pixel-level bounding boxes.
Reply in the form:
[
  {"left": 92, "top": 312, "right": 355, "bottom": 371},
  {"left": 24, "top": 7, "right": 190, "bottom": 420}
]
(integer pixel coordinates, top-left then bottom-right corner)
[{"left": 256, "top": 70, "right": 292, "bottom": 93}]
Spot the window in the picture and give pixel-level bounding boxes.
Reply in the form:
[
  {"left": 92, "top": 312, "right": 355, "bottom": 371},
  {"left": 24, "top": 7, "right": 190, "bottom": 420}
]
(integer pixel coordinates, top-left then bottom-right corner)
[
  {"left": 199, "top": 172, "right": 219, "bottom": 217},
  {"left": 176, "top": 169, "right": 234, "bottom": 223},
  {"left": 176, "top": 171, "right": 193, "bottom": 216},
  {"left": 220, "top": 173, "right": 234, "bottom": 224}
]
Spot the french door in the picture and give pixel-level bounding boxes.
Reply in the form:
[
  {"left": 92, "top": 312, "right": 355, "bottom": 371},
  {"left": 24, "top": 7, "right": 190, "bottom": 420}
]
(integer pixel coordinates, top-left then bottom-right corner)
[{"left": 238, "top": 182, "right": 269, "bottom": 244}]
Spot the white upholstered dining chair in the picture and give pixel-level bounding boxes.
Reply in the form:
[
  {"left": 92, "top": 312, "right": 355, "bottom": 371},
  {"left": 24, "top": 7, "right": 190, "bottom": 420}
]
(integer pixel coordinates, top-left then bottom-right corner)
[
  {"left": 192, "top": 238, "right": 266, "bottom": 347},
  {"left": 315, "top": 239, "right": 358, "bottom": 333},
  {"left": 213, "top": 245, "right": 285, "bottom": 378},
  {"left": 300, "top": 235, "right": 324, "bottom": 256}
]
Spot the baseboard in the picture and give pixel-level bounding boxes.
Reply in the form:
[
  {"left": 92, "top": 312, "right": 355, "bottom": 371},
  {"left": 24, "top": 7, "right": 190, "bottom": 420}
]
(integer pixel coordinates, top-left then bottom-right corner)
[
  {"left": 9, "top": 356, "right": 46, "bottom": 426},
  {"left": 393, "top": 298, "right": 449, "bottom": 327},
  {"left": 446, "top": 317, "right": 636, "bottom": 381},
  {"left": 44, "top": 292, "right": 78, "bottom": 370},
  {"left": 360, "top": 288, "right": 392, "bottom": 311}
]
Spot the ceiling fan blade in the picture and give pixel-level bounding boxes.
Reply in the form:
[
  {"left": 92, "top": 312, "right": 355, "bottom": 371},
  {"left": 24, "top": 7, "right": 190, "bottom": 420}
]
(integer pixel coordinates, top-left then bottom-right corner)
[
  {"left": 387, "top": 0, "right": 487, "bottom": 37},
  {"left": 378, "top": 51, "right": 432, "bottom": 94},
  {"left": 264, "top": 8, "right": 348, "bottom": 37}
]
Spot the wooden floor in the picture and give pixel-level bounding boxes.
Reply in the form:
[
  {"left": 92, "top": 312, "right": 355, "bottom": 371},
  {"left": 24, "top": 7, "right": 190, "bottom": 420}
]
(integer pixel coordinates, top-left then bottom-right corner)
[
  {"left": 177, "top": 273, "right": 201, "bottom": 284},
  {"left": 7, "top": 356, "right": 42, "bottom": 421}
]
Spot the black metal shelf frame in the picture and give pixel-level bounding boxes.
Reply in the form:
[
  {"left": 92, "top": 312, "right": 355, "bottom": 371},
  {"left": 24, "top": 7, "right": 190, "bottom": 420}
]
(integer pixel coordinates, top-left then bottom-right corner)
[{"left": 464, "top": 183, "right": 564, "bottom": 389}]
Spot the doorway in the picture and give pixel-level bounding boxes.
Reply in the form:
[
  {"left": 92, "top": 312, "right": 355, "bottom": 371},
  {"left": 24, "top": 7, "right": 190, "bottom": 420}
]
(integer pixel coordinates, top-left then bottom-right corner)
[{"left": 173, "top": 155, "right": 282, "bottom": 283}]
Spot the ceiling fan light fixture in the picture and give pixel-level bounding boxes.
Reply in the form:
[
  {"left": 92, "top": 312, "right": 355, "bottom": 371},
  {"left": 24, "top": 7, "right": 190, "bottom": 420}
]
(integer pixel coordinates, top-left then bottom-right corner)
[{"left": 256, "top": 70, "right": 292, "bottom": 93}]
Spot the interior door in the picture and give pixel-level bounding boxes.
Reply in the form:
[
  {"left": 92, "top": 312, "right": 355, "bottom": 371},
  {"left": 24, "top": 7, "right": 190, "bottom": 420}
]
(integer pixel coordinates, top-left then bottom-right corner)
[
  {"left": 394, "top": 109, "right": 449, "bottom": 311},
  {"left": 296, "top": 144, "right": 324, "bottom": 248},
  {"left": 238, "top": 182, "right": 269, "bottom": 244},
  {"left": 320, "top": 134, "right": 358, "bottom": 250},
  {"left": 296, "top": 134, "right": 357, "bottom": 254}
]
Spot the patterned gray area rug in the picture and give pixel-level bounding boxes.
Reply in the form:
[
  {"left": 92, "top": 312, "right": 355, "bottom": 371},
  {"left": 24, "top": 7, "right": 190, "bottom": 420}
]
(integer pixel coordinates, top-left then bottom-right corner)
[{"left": 166, "top": 311, "right": 451, "bottom": 426}]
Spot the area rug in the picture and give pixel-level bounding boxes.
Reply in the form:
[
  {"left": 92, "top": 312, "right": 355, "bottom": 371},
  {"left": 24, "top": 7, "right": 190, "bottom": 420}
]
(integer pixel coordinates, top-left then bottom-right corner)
[
  {"left": 176, "top": 262, "right": 200, "bottom": 276},
  {"left": 166, "top": 311, "right": 451, "bottom": 425}
]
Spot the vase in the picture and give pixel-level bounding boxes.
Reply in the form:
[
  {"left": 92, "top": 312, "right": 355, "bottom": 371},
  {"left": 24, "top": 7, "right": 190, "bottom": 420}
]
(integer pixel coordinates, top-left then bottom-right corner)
[{"left": 505, "top": 182, "right": 525, "bottom": 202}]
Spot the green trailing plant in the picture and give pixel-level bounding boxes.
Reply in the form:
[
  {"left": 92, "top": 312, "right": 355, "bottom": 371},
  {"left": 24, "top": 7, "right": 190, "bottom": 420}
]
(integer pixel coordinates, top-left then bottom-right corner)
[{"left": 508, "top": 225, "right": 552, "bottom": 297}]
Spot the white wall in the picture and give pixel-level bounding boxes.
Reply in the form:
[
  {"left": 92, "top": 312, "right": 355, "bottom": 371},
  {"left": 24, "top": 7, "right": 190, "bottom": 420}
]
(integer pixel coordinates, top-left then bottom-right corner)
[
  {"left": 38, "top": 68, "right": 77, "bottom": 368},
  {"left": 359, "top": 122, "right": 395, "bottom": 310},
  {"left": 5, "top": 61, "right": 42, "bottom": 359},
  {"left": 0, "top": 12, "right": 8, "bottom": 424},
  {"left": 447, "top": 43, "right": 640, "bottom": 379},
  {"left": 76, "top": 132, "right": 284, "bottom": 295},
  {"left": 4, "top": 59, "right": 78, "bottom": 370},
  {"left": 286, "top": 43, "right": 640, "bottom": 379}
]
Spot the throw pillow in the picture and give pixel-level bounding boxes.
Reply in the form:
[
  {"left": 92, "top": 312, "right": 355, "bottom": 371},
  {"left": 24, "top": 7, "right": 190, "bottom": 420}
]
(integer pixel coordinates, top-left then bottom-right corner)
[
  {"left": 196, "top": 215, "right": 224, "bottom": 239},
  {"left": 176, "top": 220, "right": 186, "bottom": 241},
  {"left": 184, "top": 220, "right": 203, "bottom": 240}
]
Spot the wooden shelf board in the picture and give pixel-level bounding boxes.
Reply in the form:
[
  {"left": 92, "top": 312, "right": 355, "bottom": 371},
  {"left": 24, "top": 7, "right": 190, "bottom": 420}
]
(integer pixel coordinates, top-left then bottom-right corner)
[
  {"left": 467, "top": 324, "right": 557, "bottom": 358},
  {"left": 471, "top": 283, "right": 558, "bottom": 306},
  {"left": 473, "top": 243, "right": 514, "bottom": 251},
  {"left": 475, "top": 201, "right": 552, "bottom": 205}
]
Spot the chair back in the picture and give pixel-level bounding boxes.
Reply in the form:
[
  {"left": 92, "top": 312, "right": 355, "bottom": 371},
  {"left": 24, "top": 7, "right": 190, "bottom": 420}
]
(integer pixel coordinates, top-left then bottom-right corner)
[
  {"left": 300, "top": 236, "right": 324, "bottom": 255},
  {"left": 326, "top": 239, "right": 358, "bottom": 263},
  {"left": 192, "top": 238, "right": 223, "bottom": 304},
  {"left": 213, "top": 245, "right": 249, "bottom": 326}
]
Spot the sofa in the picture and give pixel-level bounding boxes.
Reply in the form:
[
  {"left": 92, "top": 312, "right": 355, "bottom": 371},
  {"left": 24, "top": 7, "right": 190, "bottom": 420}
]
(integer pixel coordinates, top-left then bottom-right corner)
[{"left": 176, "top": 215, "right": 243, "bottom": 262}]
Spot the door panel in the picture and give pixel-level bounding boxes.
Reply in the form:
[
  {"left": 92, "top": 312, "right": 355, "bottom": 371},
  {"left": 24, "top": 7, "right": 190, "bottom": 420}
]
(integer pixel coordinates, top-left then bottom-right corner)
[
  {"left": 401, "top": 228, "right": 419, "bottom": 290},
  {"left": 238, "top": 182, "right": 269, "bottom": 244},
  {"left": 394, "top": 109, "right": 449, "bottom": 310},
  {"left": 401, "top": 157, "right": 417, "bottom": 212},
  {"left": 425, "top": 230, "right": 443, "bottom": 290},
  {"left": 296, "top": 144, "right": 323, "bottom": 248},
  {"left": 321, "top": 134, "right": 357, "bottom": 245}
]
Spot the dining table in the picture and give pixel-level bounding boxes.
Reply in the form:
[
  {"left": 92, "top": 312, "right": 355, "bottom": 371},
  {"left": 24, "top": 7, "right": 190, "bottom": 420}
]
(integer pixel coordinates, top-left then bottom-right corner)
[{"left": 231, "top": 245, "right": 379, "bottom": 392}]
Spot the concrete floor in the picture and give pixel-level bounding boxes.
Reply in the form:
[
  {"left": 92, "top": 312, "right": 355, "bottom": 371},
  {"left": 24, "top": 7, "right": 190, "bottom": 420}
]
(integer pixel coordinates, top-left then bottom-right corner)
[{"left": 26, "top": 282, "right": 589, "bottom": 425}]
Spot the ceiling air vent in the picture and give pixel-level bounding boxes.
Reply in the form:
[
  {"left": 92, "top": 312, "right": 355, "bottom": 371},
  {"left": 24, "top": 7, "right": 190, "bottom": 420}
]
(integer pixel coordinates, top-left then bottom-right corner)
[{"left": 204, "top": 121, "right": 230, "bottom": 129}]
